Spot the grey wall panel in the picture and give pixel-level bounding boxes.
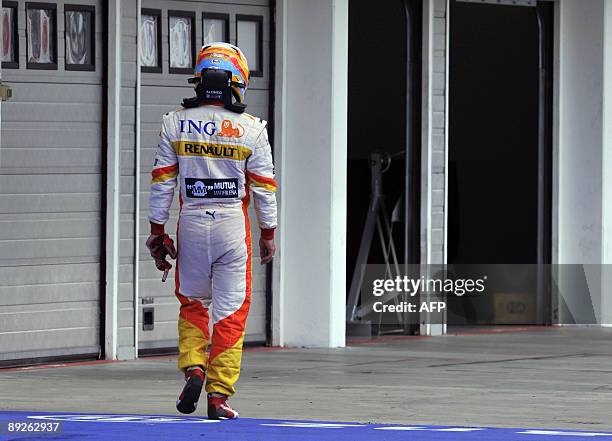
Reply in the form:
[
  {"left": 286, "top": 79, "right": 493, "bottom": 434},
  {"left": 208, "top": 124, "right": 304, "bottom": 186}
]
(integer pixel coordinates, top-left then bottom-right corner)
[
  {"left": 121, "top": 63, "right": 137, "bottom": 85},
  {"left": 0, "top": 194, "right": 101, "bottom": 214},
  {"left": 1, "top": 150, "right": 101, "bottom": 174},
  {"left": 0, "top": 0, "right": 104, "bottom": 361},
  {"left": 117, "top": 0, "right": 138, "bottom": 356},
  {"left": 0, "top": 175, "right": 99, "bottom": 193},
  {"left": 2, "top": 125, "right": 103, "bottom": 147},
  {"left": 119, "top": 301, "right": 135, "bottom": 327},
  {"left": 3, "top": 84, "right": 102, "bottom": 102},
  {"left": 0, "top": 263, "right": 99, "bottom": 287},
  {"left": 118, "top": 329, "right": 133, "bottom": 349},
  {"left": 0, "top": 215, "right": 98, "bottom": 240},
  {"left": 120, "top": 218, "right": 135, "bottom": 240},
  {"left": 0, "top": 302, "right": 99, "bottom": 332},
  {"left": 0, "top": 282, "right": 99, "bottom": 306},
  {"left": 0, "top": 238, "right": 99, "bottom": 263},
  {"left": 120, "top": 237, "right": 136, "bottom": 260},
  {"left": 151, "top": 0, "right": 269, "bottom": 5},
  {"left": 119, "top": 283, "right": 135, "bottom": 303},
  {"left": 73, "top": 0, "right": 275, "bottom": 353},
  {"left": 0, "top": 329, "right": 99, "bottom": 359},
  {"left": 2, "top": 103, "right": 101, "bottom": 122},
  {"left": 0, "top": 346, "right": 99, "bottom": 362}
]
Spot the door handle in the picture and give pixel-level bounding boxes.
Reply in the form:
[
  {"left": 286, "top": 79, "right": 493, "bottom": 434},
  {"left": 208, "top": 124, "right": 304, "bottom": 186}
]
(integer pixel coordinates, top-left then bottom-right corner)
[{"left": 0, "top": 83, "right": 13, "bottom": 101}]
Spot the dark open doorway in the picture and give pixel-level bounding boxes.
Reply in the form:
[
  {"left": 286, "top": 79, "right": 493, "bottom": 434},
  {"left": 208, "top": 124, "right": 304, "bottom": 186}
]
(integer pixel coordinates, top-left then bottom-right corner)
[
  {"left": 346, "top": 0, "right": 422, "bottom": 336},
  {"left": 447, "top": 0, "right": 553, "bottom": 326}
]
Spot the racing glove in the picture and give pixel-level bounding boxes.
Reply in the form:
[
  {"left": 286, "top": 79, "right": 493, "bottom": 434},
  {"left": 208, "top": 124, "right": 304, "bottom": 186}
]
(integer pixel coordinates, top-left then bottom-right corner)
[{"left": 146, "top": 233, "right": 177, "bottom": 282}]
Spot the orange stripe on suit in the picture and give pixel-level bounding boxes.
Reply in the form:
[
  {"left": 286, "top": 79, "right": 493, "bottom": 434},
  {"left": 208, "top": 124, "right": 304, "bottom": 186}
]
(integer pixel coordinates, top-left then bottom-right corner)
[
  {"left": 246, "top": 171, "right": 277, "bottom": 192},
  {"left": 149, "top": 103, "right": 277, "bottom": 401},
  {"left": 206, "top": 198, "right": 252, "bottom": 396},
  {"left": 151, "top": 164, "right": 179, "bottom": 184},
  {"left": 174, "top": 192, "right": 252, "bottom": 396}
]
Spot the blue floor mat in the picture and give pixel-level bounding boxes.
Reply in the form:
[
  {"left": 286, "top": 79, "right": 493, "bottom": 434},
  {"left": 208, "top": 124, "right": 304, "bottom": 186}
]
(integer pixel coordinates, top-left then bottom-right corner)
[{"left": 1, "top": 411, "right": 611, "bottom": 440}]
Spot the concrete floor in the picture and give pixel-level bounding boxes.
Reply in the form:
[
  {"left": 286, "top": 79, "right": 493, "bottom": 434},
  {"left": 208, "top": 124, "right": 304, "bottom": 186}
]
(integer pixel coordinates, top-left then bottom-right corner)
[{"left": 0, "top": 327, "right": 611, "bottom": 431}]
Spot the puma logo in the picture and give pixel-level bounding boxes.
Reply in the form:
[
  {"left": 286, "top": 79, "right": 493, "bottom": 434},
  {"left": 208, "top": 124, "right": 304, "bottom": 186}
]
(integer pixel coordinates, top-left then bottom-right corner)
[
  {"left": 206, "top": 210, "right": 216, "bottom": 220},
  {"left": 218, "top": 120, "right": 244, "bottom": 138}
]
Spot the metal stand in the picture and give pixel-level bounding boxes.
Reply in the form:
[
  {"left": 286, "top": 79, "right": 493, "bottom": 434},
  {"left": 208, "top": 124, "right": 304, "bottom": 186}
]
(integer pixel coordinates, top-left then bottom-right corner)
[{"left": 346, "top": 152, "right": 411, "bottom": 336}]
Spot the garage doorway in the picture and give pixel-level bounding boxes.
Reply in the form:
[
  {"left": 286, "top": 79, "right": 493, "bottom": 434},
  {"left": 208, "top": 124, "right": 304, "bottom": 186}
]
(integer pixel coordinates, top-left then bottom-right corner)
[
  {"left": 0, "top": 0, "right": 105, "bottom": 363},
  {"left": 138, "top": 0, "right": 273, "bottom": 352},
  {"left": 447, "top": 0, "right": 553, "bottom": 326},
  {"left": 346, "top": 0, "right": 422, "bottom": 336}
]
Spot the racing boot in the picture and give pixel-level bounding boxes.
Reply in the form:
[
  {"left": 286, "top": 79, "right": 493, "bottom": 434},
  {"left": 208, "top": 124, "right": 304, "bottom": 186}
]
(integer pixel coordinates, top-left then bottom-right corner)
[
  {"left": 207, "top": 393, "right": 239, "bottom": 420},
  {"left": 176, "top": 366, "right": 204, "bottom": 414}
]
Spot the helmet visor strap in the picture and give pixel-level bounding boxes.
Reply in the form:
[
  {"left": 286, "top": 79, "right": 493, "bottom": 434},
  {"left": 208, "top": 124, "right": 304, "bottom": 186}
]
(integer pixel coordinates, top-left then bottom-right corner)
[{"left": 183, "top": 68, "right": 246, "bottom": 113}]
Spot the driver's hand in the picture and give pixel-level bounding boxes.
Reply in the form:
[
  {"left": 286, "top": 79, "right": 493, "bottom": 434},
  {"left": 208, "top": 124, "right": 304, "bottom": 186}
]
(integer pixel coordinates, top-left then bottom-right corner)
[
  {"left": 259, "top": 237, "right": 276, "bottom": 265},
  {"left": 146, "top": 233, "right": 177, "bottom": 281},
  {"left": 146, "top": 234, "right": 164, "bottom": 258}
]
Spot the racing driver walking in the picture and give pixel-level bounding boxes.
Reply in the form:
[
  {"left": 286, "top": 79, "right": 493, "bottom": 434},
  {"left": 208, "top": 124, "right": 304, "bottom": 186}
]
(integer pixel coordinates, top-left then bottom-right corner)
[{"left": 146, "top": 43, "right": 277, "bottom": 420}]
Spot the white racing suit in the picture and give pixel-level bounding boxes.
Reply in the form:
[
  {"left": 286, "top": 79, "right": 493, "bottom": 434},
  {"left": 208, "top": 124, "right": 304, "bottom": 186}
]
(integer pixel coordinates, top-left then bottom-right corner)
[{"left": 148, "top": 104, "right": 277, "bottom": 396}]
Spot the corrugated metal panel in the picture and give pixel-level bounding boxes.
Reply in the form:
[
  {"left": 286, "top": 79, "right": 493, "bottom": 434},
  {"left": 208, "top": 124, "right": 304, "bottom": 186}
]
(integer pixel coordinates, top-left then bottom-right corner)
[
  {"left": 117, "top": 0, "right": 138, "bottom": 355},
  {"left": 138, "top": 0, "right": 270, "bottom": 349},
  {"left": 0, "top": 0, "right": 104, "bottom": 362}
]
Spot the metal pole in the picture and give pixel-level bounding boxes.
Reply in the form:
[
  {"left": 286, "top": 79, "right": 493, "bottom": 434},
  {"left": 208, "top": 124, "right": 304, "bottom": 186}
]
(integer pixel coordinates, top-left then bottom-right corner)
[
  {"left": 403, "top": 0, "right": 421, "bottom": 334},
  {"left": 134, "top": 0, "right": 142, "bottom": 357},
  {"left": 346, "top": 153, "right": 383, "bottom": 322},
  {"left": 403, "top": 0, "right": 414, "bottom": 269},
  {"left": 105, "top": 0, "right": 122, "bottom": 360},
  {"left": 536, "top": 2, "right": 552, "bottom": 325}
]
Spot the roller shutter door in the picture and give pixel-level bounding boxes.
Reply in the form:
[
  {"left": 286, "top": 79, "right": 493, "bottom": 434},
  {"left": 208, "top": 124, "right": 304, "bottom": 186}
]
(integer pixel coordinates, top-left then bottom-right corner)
[
  {"left": 0, "top": 0, "right": 104, "bottom": 362},
  {"left": 139, "top": 0, "right": 271, "bottom": 349}
]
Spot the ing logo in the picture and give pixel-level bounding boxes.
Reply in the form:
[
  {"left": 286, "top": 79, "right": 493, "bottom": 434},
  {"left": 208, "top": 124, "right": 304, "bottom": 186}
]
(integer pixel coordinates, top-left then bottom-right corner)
[{"left": 218, "top": 120, "right": 244, "bottom": 138}]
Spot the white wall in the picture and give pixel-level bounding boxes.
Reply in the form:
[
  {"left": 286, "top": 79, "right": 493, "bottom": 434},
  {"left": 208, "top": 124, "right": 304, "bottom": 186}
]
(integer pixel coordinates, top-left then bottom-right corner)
[
  {"left": 105, "top": 0, "right": 122, "bottom": 359},
  {"left": 556, "top": 0, "right": 607, "bottom": 324},
  {"left": 272, "top": 0, "right": 348, "bottom": 347},
  {"left": 419, "top": 0, "right": 448, "bottom": 336},
  {"left": 602, "top": 0, "right": 612, "bottom": 324},
  {"left": 557, "top": 0, "right": 605, "bottom": 265}
]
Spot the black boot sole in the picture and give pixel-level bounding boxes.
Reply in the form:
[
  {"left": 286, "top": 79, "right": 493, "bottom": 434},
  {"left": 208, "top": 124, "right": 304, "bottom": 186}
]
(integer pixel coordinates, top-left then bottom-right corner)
[
  {"left": 176, "top": 376, "right": 203, "bottom": 414},
  {"left": 207, "top": 405, "right": 220, "bottom": 420}
]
